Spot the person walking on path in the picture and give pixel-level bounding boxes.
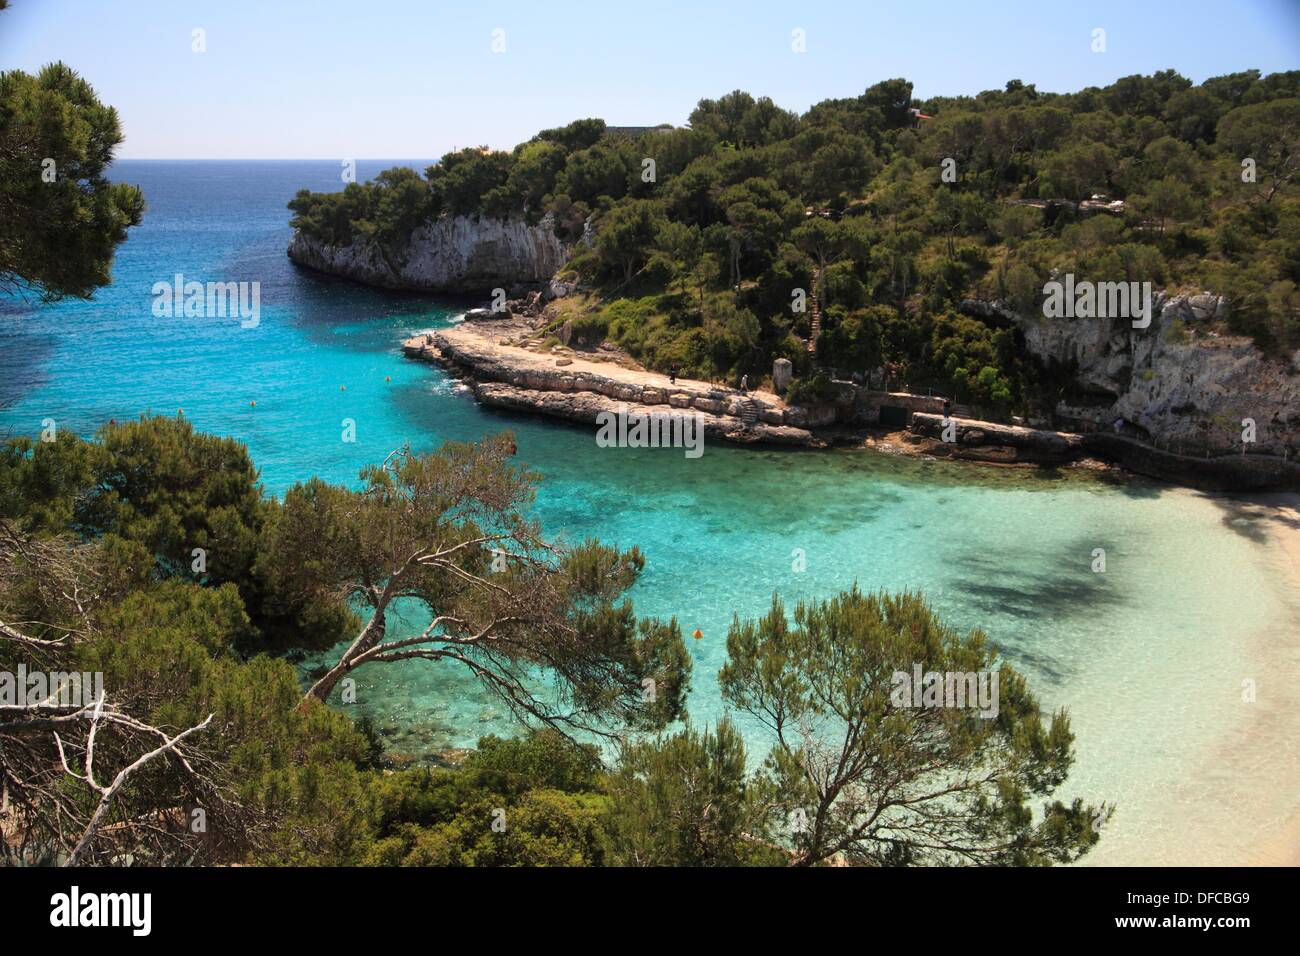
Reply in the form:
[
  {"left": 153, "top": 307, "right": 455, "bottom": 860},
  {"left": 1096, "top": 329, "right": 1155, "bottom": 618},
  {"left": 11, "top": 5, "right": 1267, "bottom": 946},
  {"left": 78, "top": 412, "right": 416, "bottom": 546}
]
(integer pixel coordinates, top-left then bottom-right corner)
[{"left": 740, "top": 374, "right": 749, "bottom": 393}]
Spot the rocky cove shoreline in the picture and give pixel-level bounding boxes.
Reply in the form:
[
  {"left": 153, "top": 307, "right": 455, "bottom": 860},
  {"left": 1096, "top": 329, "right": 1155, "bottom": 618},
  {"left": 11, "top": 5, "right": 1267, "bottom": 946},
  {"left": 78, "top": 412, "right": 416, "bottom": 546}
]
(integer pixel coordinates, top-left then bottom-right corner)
[
  {"left": 404, "top": 320, "right": 818, "bottom": 446},
  {"left": 402, "top": 314, "right": 1299, "bottom": 491},
  {"left": 285, "top": 214, "right": 1298, "bottom": 490}
]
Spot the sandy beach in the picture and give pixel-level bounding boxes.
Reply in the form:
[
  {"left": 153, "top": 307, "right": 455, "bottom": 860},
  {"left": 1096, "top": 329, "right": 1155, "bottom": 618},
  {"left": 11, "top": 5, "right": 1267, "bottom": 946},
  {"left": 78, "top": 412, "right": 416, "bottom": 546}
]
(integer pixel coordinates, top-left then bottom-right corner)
[{"left": 1239, "top": 492, "right": 1300, "bottom": 866}]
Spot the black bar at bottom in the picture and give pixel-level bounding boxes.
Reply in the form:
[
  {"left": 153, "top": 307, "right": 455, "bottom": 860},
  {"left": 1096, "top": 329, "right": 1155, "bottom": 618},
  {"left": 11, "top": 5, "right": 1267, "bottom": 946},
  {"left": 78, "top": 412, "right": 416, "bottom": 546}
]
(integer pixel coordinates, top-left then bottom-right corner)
[{"left": 0, "top": 865, "right": 1279, "bottom": 942}]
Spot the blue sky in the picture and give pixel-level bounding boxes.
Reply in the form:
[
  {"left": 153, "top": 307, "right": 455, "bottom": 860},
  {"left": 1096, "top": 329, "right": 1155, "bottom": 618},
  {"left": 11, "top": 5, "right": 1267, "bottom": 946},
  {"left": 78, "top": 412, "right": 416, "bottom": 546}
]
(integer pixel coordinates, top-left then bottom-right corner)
[{"left": 2, "top": 0, "right": 1297, "bottom": 159}]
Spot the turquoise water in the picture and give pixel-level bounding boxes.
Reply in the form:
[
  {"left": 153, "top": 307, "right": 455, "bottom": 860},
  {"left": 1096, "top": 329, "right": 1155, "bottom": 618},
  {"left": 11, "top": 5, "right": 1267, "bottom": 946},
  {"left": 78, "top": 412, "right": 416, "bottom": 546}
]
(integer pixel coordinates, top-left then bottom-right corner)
[{"left": 3, "top": 162, "right": 1297, "bottom": 864}]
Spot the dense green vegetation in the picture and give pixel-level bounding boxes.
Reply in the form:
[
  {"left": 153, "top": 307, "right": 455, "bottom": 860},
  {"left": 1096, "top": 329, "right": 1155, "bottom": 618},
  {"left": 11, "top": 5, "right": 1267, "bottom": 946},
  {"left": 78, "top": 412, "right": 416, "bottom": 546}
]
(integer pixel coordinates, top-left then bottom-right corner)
[
  {"left": 290, "top": 71, "right": 1300, "bottom": 415},
  {"left": 1, "top": 418, "right": 1104, "bottom": 865},
  {"left": 1, "top": 417, "right": 355, "bottom": 656},
  {"left": 0, "top": 7, "right": 144, "bottom": 301}
]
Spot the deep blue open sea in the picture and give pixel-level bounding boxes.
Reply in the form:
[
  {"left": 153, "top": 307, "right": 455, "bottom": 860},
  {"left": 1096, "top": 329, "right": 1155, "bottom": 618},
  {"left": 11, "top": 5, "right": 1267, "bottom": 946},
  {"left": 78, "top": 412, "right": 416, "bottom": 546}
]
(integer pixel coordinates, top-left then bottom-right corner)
[{"left": 3, "top": 161, "right": 1297, "bottom": 863}]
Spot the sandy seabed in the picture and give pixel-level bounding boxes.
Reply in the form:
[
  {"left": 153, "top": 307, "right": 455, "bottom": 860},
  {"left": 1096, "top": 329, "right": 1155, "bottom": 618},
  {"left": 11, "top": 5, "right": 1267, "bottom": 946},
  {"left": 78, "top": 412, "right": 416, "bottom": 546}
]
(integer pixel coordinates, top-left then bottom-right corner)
[{"left": 1088, "top": 492, "right": 1300, "bottom": 867}]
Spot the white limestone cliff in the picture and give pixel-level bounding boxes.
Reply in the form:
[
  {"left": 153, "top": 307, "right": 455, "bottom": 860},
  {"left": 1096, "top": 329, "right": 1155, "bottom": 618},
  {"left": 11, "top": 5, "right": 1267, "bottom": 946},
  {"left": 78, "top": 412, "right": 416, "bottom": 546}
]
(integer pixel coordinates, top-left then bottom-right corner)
[
  {"left": 288, "top": 213, "right": 568, "bottom": 293},
  {"left": 969, "top": 293, "right": 1299, "bottom": 456}
]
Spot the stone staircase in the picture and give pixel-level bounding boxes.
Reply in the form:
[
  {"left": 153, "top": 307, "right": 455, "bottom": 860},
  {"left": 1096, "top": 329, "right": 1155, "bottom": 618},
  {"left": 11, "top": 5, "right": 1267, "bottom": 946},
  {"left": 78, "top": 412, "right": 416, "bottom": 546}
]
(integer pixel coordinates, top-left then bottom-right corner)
[{"left": 738, "top": 397, "right": 761, "bottom": 426}]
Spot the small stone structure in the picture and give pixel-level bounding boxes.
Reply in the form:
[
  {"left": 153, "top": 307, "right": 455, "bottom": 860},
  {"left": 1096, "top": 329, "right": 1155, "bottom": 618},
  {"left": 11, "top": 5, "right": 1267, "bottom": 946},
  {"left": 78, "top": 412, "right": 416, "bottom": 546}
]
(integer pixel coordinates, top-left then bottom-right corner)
[
  {"left": 857, "top": 390, "right": 946, "bottom": 424},
  {"left": 772, "top": 358, "right": 793, "bottom": 395}
]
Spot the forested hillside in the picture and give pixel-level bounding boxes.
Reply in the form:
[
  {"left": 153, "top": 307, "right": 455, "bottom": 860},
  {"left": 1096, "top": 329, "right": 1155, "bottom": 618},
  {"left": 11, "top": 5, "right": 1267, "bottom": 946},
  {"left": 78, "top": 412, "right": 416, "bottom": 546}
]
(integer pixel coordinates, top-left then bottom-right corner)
[{"left": 289, "top": 70, "right": 1300, "bottom": 412}]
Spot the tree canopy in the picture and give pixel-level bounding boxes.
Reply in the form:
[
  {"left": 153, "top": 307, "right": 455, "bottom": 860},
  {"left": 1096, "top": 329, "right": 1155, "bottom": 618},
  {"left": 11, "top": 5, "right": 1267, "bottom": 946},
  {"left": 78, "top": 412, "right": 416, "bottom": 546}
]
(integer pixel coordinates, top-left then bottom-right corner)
[
  {"left": 0, "top": 60, "right": 144, "bottom": 300},
  {"left": 719, "top": 589, "right": 1102, "bottom": 865}
]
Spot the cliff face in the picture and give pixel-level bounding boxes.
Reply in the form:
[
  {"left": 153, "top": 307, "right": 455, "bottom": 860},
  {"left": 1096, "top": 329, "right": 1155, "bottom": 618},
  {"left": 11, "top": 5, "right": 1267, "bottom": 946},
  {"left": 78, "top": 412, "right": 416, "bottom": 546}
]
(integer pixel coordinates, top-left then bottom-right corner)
[
  {"left": 287, "top": 213, "right": 568, "bottom": 293},
  {"left": 999, "top": 294, "right": 1299, "bottom": 456}
]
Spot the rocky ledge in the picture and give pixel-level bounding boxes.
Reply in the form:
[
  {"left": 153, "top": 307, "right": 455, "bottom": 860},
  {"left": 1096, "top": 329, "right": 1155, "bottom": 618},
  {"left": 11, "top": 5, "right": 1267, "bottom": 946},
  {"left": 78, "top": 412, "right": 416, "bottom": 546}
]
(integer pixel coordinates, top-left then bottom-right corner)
[
  {"left": 403, "top": 323, "right": 818, "bottom": 447},
  {"left": 910, "top": 412, "right": 1300, "bottom": 490},
  {"left": 473, "top": 383, "right": 815, "bottom": 446},
  {"left": 288, "top": 214, "right": 568, "bottom": 293},
  {"left": 909, "top": 413, "right": 1088, "bottom": 464}
]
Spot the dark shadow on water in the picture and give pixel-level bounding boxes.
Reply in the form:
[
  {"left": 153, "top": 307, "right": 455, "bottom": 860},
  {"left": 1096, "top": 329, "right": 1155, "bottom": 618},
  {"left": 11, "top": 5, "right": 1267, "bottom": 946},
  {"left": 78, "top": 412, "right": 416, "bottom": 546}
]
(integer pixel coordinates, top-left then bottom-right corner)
[
  {"left": 267, "top": 260, "right": 475, "bottom": 351},
  {"left": 952, "top": 575, "right": 1118, "bottom": 621},
  {"left": 937, "top": 539, "right": 1131, "bottom": 691},
  {"left": 1090, "top": 468, "right": 1167, "bottom": 499},
  {"left": 996, "top": 645, "right": 1068, "bottom": 686},
  {"left": 1202, "top": 491, "right": 1300, "bottom": 544},
  {"left": 944, "top": 538, "right": 1125, "bottom": 623},
  {"left": 1218, "top": 512, "right": 1271, "bottom": 543},
  {"left": 0, "top": 300, "right": 56, "bottom": 407}
]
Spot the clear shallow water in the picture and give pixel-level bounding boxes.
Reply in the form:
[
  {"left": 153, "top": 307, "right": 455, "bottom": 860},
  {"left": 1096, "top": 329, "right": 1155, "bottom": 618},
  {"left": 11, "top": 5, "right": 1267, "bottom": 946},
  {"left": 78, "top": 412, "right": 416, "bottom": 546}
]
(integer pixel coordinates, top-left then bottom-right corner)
[{"left": 3, "top": 161, "right": 1297, "bottom": 864}]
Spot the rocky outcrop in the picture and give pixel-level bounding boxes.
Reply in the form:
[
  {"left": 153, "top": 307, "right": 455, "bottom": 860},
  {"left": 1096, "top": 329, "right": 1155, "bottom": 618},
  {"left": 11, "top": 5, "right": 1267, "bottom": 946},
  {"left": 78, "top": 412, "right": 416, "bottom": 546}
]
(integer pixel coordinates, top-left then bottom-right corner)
[
  {"left": 909, "top": 410, "right": 1300, "bottom": 490},
  {"left": 910, "top": 413, "right": 1087, "bottom": 463},
  {"left": 288, "top": 214, "right": 568, "bottom": 293},
  {"left": 963, "top": 293, "right": 1299, "bottom": 459},
  {"left": 474, "top": 383, "right": 815, "bottom": 446},
  {"left": 402, "top": 327, "right": 819, "bottom": 447}
]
